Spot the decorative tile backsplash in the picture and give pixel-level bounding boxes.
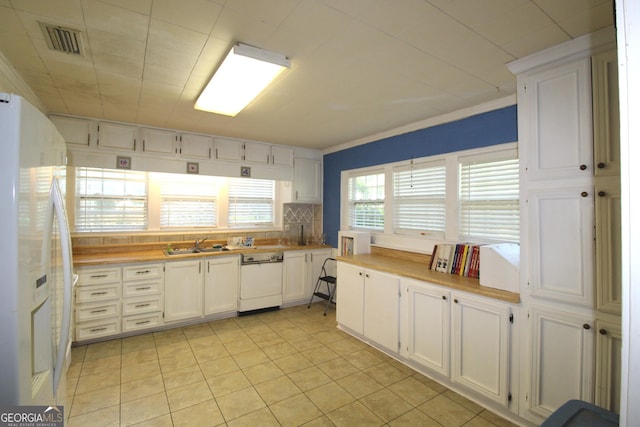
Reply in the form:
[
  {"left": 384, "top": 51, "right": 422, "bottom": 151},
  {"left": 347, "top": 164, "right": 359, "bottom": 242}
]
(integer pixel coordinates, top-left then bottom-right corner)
[{"left": 283, "top": 203, "right": 322, "bottom": 244}]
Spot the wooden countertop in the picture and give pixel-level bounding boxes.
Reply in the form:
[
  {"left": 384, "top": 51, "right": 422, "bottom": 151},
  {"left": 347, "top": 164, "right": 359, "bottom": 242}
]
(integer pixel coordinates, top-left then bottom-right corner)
[
  {"left": 336, "top": 253, "right": 520, "bottom": 304},
  {"left": 73, "top": 244, "right": 332, "bottom": 267}
]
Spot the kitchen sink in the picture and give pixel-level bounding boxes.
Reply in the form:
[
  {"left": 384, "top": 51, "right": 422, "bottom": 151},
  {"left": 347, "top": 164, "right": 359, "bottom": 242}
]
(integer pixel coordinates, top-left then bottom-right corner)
[{"left": 164, "top": 246, "right": 228, "bottom": 256}]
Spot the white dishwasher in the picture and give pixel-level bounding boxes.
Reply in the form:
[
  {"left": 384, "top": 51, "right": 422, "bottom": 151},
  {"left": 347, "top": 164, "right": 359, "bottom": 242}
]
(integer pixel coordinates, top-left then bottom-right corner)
[{"left": 239, "top": 252, "right": 283, "bottom": 313}]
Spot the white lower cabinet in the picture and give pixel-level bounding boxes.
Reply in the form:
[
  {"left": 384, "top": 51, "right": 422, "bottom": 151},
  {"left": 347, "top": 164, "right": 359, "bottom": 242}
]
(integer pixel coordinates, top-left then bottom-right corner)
[
  {"left": 405, "top": 278, "right": 450, "bottom": 377},
  {"left": 528, "top": 305, "right": 594, "bottom": 419},
  {"left": 204, "top": 256, "right": 239, "bottom": 315},
  {"left": 283, "top": 251, "right": 308, "bottom": 303},
  {"left": 121, "top": 263, "right": 164, "bottom": 333},
  {"left": 75, "top": 266, "right": 122, "bottom": 341},
  {"left": 451, "top": 292, "right": 511, "bottom": 405},
  {"left": 595, "top": 318, "right": 622, "bottom": 413},
  {"left": 164, "top": 259, "right": 203, "bottom": 322},
  {"left": 336, "top": 261, "right": 400, "bottom": 352}
]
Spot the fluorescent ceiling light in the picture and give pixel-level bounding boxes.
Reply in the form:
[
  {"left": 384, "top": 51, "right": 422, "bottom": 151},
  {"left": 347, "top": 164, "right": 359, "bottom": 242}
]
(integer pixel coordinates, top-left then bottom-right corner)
[{"left": 195, "top": 43, "right": 290, "bottom": 117}]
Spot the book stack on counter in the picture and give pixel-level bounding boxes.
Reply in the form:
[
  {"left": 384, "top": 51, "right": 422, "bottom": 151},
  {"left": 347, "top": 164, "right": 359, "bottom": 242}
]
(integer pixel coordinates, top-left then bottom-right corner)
[{"left": 429, "top": 243, "right": 481, "bottom": 278}]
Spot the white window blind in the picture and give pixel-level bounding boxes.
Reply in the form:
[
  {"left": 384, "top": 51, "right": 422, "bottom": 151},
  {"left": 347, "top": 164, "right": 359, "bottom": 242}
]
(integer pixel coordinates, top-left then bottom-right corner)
[
  {"left": 393, "top": 161, "right": 446, "bottom": 235},
  {"left": 228, "top": 178, "right": 274, "bottom": 227},
  {"left": 347, "top": 172, "right": 384, "bottom": 230},
  {"left": 75, "top": 167, "right": 147, "bottom": 232},
  {"left": 459, "top": 157, "right": 519, "bottom": 243},
  {"left": 156, "top": 173, "right": 217, "bottom": 228}
]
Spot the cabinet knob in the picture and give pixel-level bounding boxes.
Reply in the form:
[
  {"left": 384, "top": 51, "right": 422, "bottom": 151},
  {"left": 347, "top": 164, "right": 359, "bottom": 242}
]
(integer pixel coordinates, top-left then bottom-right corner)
[
  {"left": 365, "top": 273, "right": 369, "bottom": 278},
  {"left": 583, "top": 323, "right": 591, "bottom": 330},
  {"left": 581, "top": 191, "right": 588, "bottom": 198},
  {"left": 599, "top": 328, "right": 608, "bottom": 335},
  {"left": 598, "top": 191, "right": 606, "bottom": 197},
  {"left": 358, "top": 272, "right": 363, "bottom": 276},
  {"left": 442, "top": 295, "right": 447, "bottom": 300},
  {"left": 579, "top": 164, "right": 587, "bottom": 171},
  {"left": 597, "top": 162, "right": 606, "bottom": 169},
  {"left": 454, "top": 298, "right": 459, "bottom": 303}
]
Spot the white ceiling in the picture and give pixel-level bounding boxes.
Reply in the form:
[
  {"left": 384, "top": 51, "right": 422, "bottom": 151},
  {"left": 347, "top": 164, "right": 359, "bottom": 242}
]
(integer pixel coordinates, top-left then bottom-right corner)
[{"left": 0, "top": 0, "right": 614, "bottom": 150}]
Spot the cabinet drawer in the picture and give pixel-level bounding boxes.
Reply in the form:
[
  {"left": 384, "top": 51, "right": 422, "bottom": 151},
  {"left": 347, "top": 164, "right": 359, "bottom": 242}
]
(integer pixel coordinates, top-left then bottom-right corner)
[
  {"left": 122, "top": 296, "right": 162, "bottom": 315},
  {"left": 77, "top": 268, "right": 121, "bottom": 285},
  {"left": 123, "top": 280, "right": 161, "bottom": 297},
  {"left": 76, "top": 301, "right": 120, "bottom": 322},
  {"left": 76, "top": 283, "right": 120, "bottom": 303},
  {"left": 75, "top": 318, "right": 121, "bottom": 341},
  {"left": 123, "top": 264, "right": 163, "bottom": 282},
  {"left": 122, "top": 312, "right": 163, "bottom": 333}
]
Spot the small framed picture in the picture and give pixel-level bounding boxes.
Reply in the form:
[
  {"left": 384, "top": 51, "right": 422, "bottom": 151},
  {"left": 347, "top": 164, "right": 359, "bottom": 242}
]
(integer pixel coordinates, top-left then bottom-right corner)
[
  {"left": 240, "top": 166, "right": 251, "bottom": 177},
  {"left": 116, "top": 156, "right": 131, "bottom": 170},
  {"left": 187, "top": 162, "right": 199, "bottom": 174}
]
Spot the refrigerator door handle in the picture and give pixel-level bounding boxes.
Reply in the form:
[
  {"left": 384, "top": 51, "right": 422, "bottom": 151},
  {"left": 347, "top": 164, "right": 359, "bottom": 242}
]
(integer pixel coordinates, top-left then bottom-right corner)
[{"left": 50, "top": 178, "right": 74, "bottom": 394}]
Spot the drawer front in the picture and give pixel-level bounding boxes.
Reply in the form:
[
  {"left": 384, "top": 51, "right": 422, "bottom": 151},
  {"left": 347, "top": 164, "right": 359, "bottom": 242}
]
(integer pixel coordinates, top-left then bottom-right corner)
[
  {"left": 76, "top": 283, "right": 120, "bottom": 303},
  {"left": 122, "top": 296, "right": 162, "bottom": 315},
  {"left": 122, "top": 312, "right": 163, "bottom": 333},
  {"left": 75, "top": 318, "right": 121, "bottom": 341},
  {"left": 123, "top": 280, "right": 161, "bottom": 297},
  {"left": 123, "top": 264, "right": 163, "bottom": 282},
  {"left": 77, "top": 268, "right": 121, "bottom": 285},
  {"left": 76, "top": 301, "right": 120, "bottom": 322}
]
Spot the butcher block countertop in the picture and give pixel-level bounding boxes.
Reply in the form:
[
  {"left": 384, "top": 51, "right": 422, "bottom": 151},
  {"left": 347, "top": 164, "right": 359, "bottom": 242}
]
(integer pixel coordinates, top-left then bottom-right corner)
[
  {"left": 337, "top": 247, "right": 520, "bottom": 304},
  {"left": 73, "top": 241, "right": 332, "bottom": 267}
]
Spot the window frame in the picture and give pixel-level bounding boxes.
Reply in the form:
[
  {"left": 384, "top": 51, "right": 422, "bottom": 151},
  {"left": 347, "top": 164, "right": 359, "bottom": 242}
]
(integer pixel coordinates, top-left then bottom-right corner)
[{"left": 343, "top": 169, "right": 386, "bottom": 231}]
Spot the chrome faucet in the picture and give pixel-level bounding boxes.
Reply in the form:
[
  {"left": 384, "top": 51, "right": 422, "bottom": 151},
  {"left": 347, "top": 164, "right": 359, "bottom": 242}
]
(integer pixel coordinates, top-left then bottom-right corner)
[{"left": 195, "top": 237, "right": 208, "bottom": 249}]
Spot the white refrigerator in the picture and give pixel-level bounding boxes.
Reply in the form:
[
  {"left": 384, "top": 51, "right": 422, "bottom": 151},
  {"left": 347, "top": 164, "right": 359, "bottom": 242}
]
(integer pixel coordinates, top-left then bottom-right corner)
[{"left": 0, "top": 93, "right": 74, "bottom": 407}]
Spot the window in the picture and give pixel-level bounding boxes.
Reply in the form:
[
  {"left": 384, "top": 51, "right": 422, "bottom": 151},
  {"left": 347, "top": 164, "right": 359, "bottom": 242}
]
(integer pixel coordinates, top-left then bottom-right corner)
[
  {"left": 347, "top": 172, "right": 384, "bottom": 230},
  {"left": 228, "top": 177, "right": 275, "bottom": 227},
  {"left": 393, "top": 161, "right": 446, "bottom": 236},
  {"left": 156, "top": 173, "right": 217, "bottom": 228},
  {"left": 459, "top": 156, "right": 519, "bottom": 243},
  {"left": 75, "top": 167, "right": 147, "bottom": 232}
]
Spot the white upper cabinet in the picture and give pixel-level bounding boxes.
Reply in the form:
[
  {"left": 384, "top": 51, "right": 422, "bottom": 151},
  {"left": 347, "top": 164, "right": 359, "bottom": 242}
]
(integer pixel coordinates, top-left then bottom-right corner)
[
  {"left": 271, "top": 145, "right": 294, "bottom": 167},
  {"left": 592, "top": 50, "right": 620, "bottom": 178},
  {"left": 519, "top": 58, "right": 593, "bottom": 181},
  {"left": 214, "top": 137, "right": 243, "bottom": 162},
  {"left": 141, "top": 128, "right": 176, "bottom": 156},
  {"left": 595, "top": 177, "right": 622, "bottom": 314},
  {"left": 293, "top": 157, "right": 322, "bottom": 203},
  {"left": 50, "top": 115, "right": 91, "bottom": 146},
  {"left": 528, "top": 185, "right": 595, "bottom": 307},
  {"left": 98, "top": 122, "right": 138, "bottom": 151},
  {"left": 243, "top": 141, "right": 270, "bottom": 164},
  {"left": 179, "top": 133, "right": 212, "bottom": 159}
]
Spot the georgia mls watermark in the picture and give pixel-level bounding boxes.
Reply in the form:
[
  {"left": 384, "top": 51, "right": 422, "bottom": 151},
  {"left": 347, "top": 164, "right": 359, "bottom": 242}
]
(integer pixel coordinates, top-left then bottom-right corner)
[{"left": 0, "top": 406, "right": 64, "bottom": 427}]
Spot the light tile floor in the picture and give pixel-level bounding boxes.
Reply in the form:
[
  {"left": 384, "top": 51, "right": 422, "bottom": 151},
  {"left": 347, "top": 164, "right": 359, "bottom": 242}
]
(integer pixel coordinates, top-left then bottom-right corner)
[{"left": 66, "top": 303, "right": 518, "bottom": 426}]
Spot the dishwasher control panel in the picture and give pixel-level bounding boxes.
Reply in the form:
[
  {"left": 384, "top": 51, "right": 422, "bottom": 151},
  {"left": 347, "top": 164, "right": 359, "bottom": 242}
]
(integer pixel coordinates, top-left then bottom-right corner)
[{"left": 241, "top": 252, "right": 284, "bottom": 265}]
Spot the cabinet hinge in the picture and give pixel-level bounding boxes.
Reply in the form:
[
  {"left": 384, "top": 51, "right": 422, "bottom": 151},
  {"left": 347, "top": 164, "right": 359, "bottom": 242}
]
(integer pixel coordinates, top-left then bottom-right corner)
[
  {"left": 509, "top": 313, "right": 514, "bottom": 324},
  {"left": 508, "top": 392, "right": 512, "bottom": 402}
]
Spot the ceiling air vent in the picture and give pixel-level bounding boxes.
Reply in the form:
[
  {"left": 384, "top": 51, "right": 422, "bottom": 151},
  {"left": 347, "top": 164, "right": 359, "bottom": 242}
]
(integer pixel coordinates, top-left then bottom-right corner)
[{"left": 39, "top": 22, "right": 84, "bottom": 56}]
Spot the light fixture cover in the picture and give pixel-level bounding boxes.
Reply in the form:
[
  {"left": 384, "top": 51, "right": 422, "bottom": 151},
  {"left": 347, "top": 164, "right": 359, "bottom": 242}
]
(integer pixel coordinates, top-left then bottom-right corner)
[{"left": 195, "top": 43, "right": 290, "bottom": 117}]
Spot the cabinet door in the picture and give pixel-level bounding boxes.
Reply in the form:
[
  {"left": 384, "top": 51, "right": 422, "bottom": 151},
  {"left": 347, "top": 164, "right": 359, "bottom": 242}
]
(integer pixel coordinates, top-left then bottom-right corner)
[
  {"left": 141, "top": 128, "right": 176, "bottom": 155},
  {"left": 283, "top": 251, "right": 308, "bottom": 303},
  {"left": 164, "top": 260, "right": 202, "bottom": 322},
  {"left": 595, "top": 319, "right": 622, "bottom": 413},
  {"left": 451, "top": 293, "right": 511, "bottom": 405},
  {"left": 244, "top": 141, "right": 270, "bottom": 164},
  {"left": 215, "top": 138, "right": 243, "bottom": 161},
  {"left": 529, "top": 306, "right": 594, "bottom": 419},
  {"left": 528, "top": 186, "right": 595, "bottom": 307},
  {"left": 364, "top": 270, "right": 400, "bottom": 353},
  {"left": 595, "top": 179, "right": 622, "bottom": 314},
  {"left": 271, "top": 145, "right": 294, "bottom": 167},
  {"left": 204, "top": 256, "right": 238, "bottom": 315},
  {"left": 98, "top": 122, "right": 138, "bottom": 151},
  {"left": 293, "top": 157, "right": 321, "bottom": 203},
  {"left": 521, "top": 58, "right": 593, "bottom": 180},
  {"left": 50, "top": 115, "right": 91, "bottom": 146},
  {"left": 592, "top": 49, "right": 620, "bottom": 178},
  {"left": 405, "top": 279, "right": 450, "bottom": 376},
  {"left": 336, "top": 262, "right": 364, "bottom": 334},
  {"left": 180, "top": 133, "right": 212, "bottom": 159}
]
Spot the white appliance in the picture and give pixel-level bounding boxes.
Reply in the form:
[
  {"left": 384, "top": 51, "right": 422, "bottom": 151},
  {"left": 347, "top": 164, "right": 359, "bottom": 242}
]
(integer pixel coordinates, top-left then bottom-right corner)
[
  {"left": 0, "top": 93, "right": 74, "bottom": 407},
  {"left": 239, "top": 252, "right": 283, "bottom": 313}
]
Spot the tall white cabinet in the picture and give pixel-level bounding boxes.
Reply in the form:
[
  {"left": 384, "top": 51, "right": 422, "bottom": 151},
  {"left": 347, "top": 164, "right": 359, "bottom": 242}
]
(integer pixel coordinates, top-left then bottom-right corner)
[{"left": 508, "top": 27, "right": 620, "bottom": 423}]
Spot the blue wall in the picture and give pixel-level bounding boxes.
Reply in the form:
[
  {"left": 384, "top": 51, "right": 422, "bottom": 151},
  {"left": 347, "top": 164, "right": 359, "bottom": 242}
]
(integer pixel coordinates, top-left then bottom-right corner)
[{"left": 322, "top": 105, "right": 518, "bottom": 247}]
